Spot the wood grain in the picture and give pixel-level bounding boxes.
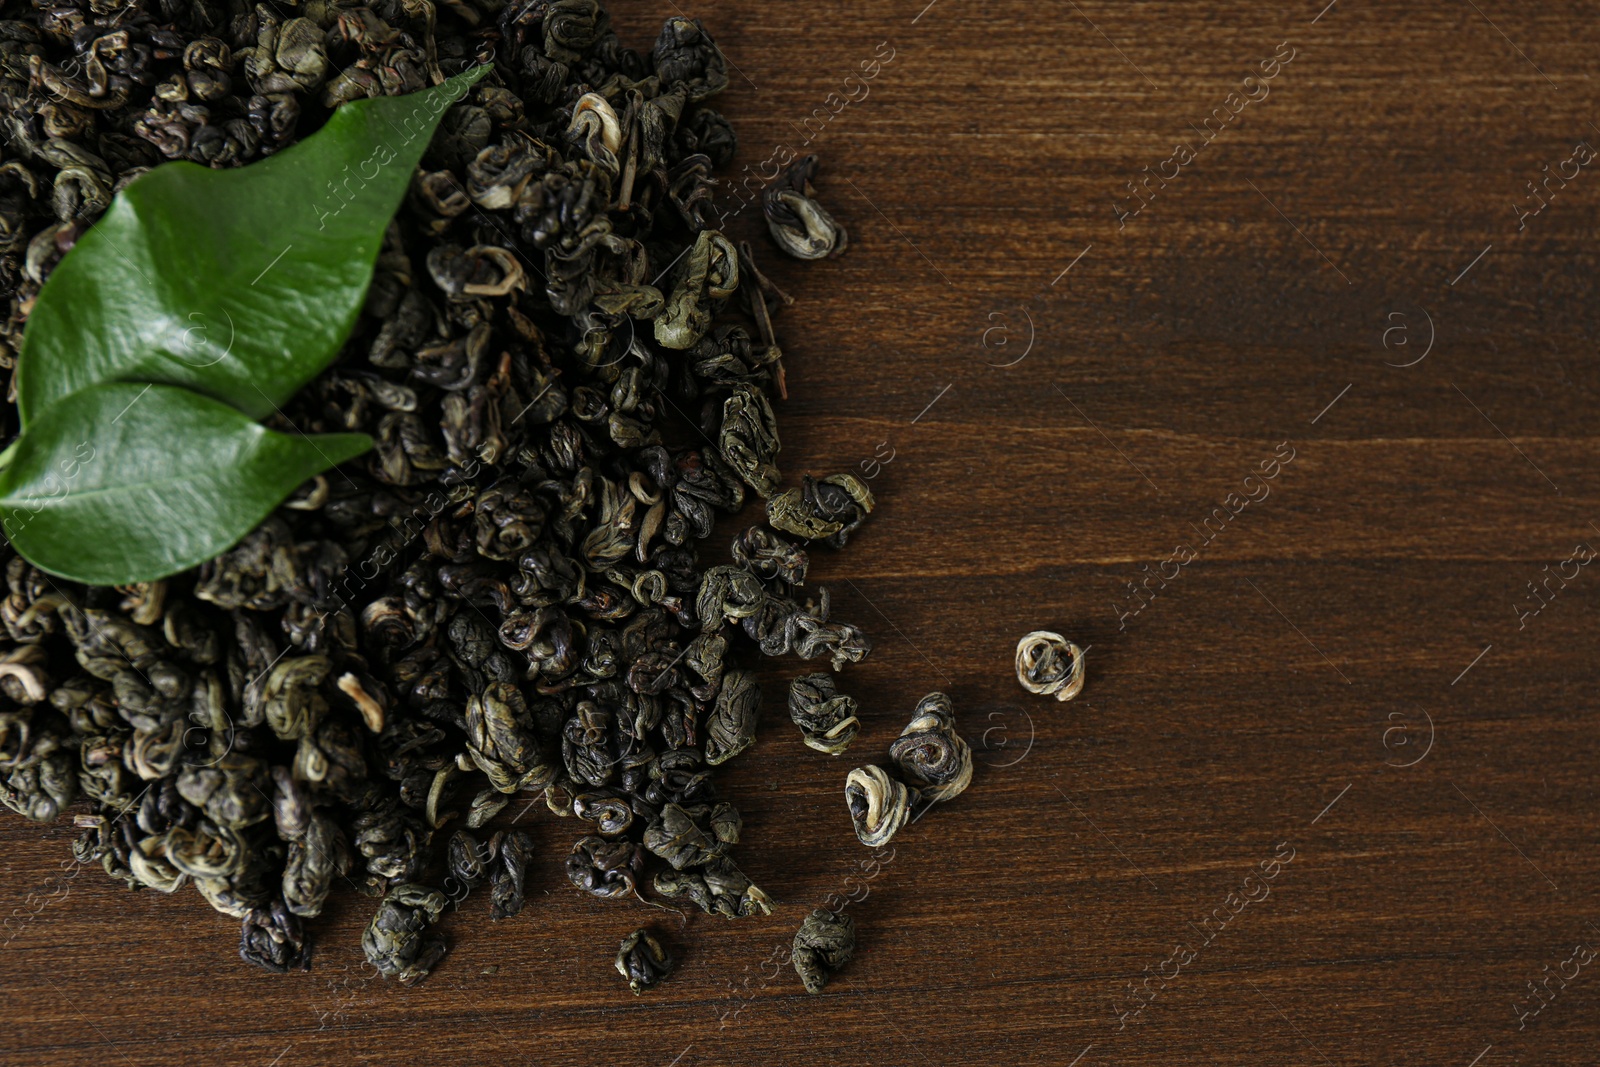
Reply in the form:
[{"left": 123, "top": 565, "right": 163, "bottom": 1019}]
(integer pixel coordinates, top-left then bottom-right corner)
[{"left": 7, "top": 1, "right": 1600, "bottom": 1064}]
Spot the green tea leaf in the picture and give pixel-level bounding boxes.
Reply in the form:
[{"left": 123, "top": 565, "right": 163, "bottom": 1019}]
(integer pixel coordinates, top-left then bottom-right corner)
[
  {"left": 0, "top": 383, "right": 370, "bottom": 584},
  {"left": 17, "top": 65, "right": 490, "bottom": 425}
]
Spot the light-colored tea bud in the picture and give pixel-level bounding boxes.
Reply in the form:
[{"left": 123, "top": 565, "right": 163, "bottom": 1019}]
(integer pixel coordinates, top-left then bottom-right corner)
[
  {"left": 845, "top": 765, "right": 917, "bottom": 848},
  {"left": 1015, "top": 630, "right": 1086, "bottom": 702}
]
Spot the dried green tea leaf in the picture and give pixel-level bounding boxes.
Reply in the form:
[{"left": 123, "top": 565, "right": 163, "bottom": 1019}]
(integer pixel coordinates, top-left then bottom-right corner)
[
  {"left": 844, "top": 765, "right": 917, "bottom": 848},
  {"left": 643, "top": 801, "right": 740, "bottom": 869},
  {"left": 654, "top": 229, "right": 738, "bottom": 349},
  {"left": 652, "top": 856, "right": 772, "bottom": 918},
  {"left": 764, "top": 155, "right": 848, "bottom": 261},
  {"left": 889, "top": 692, "right": 972, "bottom": 803},
  {"left": 765, "top": 473, "right": 874, "bottom": 548},
  {"left": 239, "top": 899, "right": 310, "bottom": 973},
  {"left": 1015, "top": 630, "right": 1086, "bottom": 701},
  {"left": 718, "top": 383, "right": 781, "bottom": 497},
  {"left": 616, "top": 928, "right": 674, "bottom": 994},
  {"left": 704, "top": 668, "right": 759, "bottom": 766},
  {"left": 788, "top": 672, "right": 859, "bottom": 755},
  {"left": 567, "top": 835, "right": 646, "bottom": 901},
  {"left": 362, "top": 882, "right": 448, "bottom": 985},
  {"left": 731, "top": 524, "right": 808, "bottom": 585},
  {"left": 792, "top": 908, "right": 856, "bottom": 993},
  {"left": 488, "top": 830, "right": 534, "bottom": 920}
]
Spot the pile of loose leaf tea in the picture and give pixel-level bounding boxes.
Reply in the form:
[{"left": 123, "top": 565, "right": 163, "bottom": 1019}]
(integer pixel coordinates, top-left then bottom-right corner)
[{"left": 0, "top": 0, "right": 891, "bottom": 987}]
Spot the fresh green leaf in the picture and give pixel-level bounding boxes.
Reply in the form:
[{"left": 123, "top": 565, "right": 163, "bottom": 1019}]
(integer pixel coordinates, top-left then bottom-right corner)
[
  {"left": 17, "top": 65, "right": 491, "bottom": 425},
  {"left": 0, "top": 383, "right": 370, "bottom": 584}
]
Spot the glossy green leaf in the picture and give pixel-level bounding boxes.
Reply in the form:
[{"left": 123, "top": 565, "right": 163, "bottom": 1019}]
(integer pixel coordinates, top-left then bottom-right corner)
[
  {"left": 0, "top": 383, "right": 370, "bottom": 584},
  {"left": 17, "top": 65, "right": 490, "bottom": 425}
]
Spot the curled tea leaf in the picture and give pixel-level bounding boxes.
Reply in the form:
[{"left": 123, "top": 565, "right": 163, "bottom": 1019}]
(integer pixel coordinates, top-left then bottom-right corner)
[
  {"left": 239, "top": 898, "right": 310, "bottom": 973},
  {"left": 643, "top": 800, "right": 740, "bottom": 869},
  {"left": 718, "top": 383, "right": 781, "bottom": 498},
  {"left": 1015, "top": 630, "right": 1085, "bottom": 702},
  {"left": 731, "top": 525, "right": 808, "bottom": 585},
  {"left": 652, "top": 16, "right": 729, "bottom": 102},
  {"left": 652, "top": 856, "right": 771, "bottom": 918},
  {"left": 745, "top": 586, "right": 871, "bottom": 670},
  {"left": 844, "top": 765, "right": 917, "bottom": 848},
  {"left": 488, "top": 829, "right": 534, "bottom": 919},
  {"left": 792, "top": 907, "right": 856, "bottom": 994},
  {"left": 466, "top": 681, "right": 557, "bottom": 793},
  {"left": 615, "top": 927, "right": 674, "bottom": 994},
  {"left": 888, "top": 692, "right": 971, "bottom": 803},
  {"left": 765, "top": 473, "right": 874, "bottom": 548},
  {"left": 362, "top": 882, "right": 447, "bottom": 985},
  {"left": 467, "top": 789, "right": 510, "bottom": 829},
  {"left": 697, "top": 565, "right": 765, "bottom": 629},
  {"left": 282, "top": 812, "right": 350, "bottom": 918},
  {"left": 704, "top": 668, "right": 759, "bottom": 766},
  {"left": 569, "top": 91, "right": 622, "bottom": 161},
  {"left": 566, "top": 835, "right": 646, "bottom": 901},
  {"left": 352, "top": 797, "right": 427, "bottom": 885},
  {"left": 574, "top": 791, "right": 635, "bottom": 836},
  {"left": 788, "top": 672, "right": 859, "bottom": 755},
  {"left": 262, "top": 655, "right": 330, "bottom": 740},
  {"left": 763, "top": 155, "right": 847, "bottom": 261},
  {"left": 654, "top": 228, "right": 738, "bottom": 350},
  {"left": 447, "top": 829, "right": 492, "bottom": 891}
]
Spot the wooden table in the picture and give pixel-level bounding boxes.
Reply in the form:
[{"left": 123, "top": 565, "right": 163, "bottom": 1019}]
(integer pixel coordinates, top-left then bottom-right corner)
[{"left": 6, "top": 1, "right": 1600, "bottom": 1063}]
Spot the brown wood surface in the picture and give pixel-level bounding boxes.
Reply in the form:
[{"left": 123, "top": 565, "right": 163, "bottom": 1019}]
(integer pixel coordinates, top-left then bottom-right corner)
[{"left": 6, "top": 1, "right": 1600, "bottom": 1063}]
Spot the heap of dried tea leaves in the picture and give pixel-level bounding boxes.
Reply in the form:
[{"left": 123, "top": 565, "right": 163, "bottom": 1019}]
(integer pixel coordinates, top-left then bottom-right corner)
[{"left": 0, "top": 0, "right": 908, "bottom": 990}]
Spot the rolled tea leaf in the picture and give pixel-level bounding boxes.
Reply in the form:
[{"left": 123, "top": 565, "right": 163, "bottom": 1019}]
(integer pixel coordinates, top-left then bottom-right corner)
[
  {"left": 574, "top": 792, "right": 635, "bottom": 836},
  {"left": 718, "top": 383, "right": 781, "bottom": 498},
  {"left": 239, "top": 899, "right": 310, "bottom": 973},
  {"left": 652, "top": 16, "right": 729, "bottom": 102},
  {"left": 352, "top": 796, "right": 427, "bottom": 885},
  {"left": 792, "top": 908, "right": 856, "bottom": 994},
  {"left": 888, "top": 692, "right": 972, "bottom": 803},
  {"left": 652, "top": 856, "right": 772, "bottom": 918},
  {"left": 615, "top": 928, "right": 674, "bottom": 994},
  {"left": 488, "top": 829, "right": 534, "bottom": 919},
  {"left": 763, "top": 155, "right": 848, "bottom": 261},
  {"left": 0, "top": 383, "right": 371, "bottom": 584},
  {"left": 466, "top": 788, "right": 511, "bottom": 829},
  {"left": 447, "top": 829, "right": 492, "bottom": 891},
  {"left": 1015, "top": 630, "right": 1086, "bottom": 702},
  {"left": 567, "top": 835, "right": 646, "bottom": 901},
  {"left": 731, "top": 524, "right": 808, "bottom": 585},
  {"left": 788, "top": 672, "right": 859, "bottom": 755},
  {"left": 844, "top": 765, "right": 917, "bottom": 848},
  {"left": 361, "top": 882, "right": 448, "bottom": 985},
  {"left": 697, "top": 565, "right": 765, "bottom": 628},
  {"left": 18, "top": 66, "right": 493, "bottom": 424},
  {"left": 643, "top": 801, "right": 740, "bottom": 869},
  {"left": 704, "top": 668, "right": 759, "bottom": 765},
  {"left": 766, "top": 473, "right": 874, "bottom": 548},
  {"left": 281, "top": 812, "right": 350, "bottom": 918},
  {"left": 654, "top": 229, "right": 738, "bottom": 349},
  {"left": 466, "top": 680, "right": 557, "bottom": 793}
]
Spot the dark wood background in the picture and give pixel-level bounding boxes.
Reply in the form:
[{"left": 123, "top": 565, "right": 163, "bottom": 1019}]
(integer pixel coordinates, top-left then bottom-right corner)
[{"left": 7, "top": 0, "right": 1600, "bottom": 1063}]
